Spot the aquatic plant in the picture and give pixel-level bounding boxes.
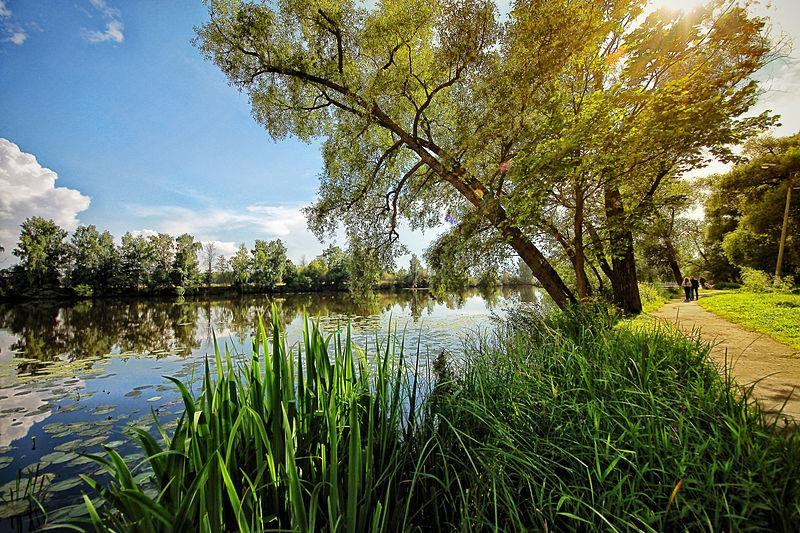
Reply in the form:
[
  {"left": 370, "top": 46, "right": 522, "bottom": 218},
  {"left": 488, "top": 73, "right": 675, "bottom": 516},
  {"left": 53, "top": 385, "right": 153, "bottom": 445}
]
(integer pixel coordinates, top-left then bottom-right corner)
[{"left": 75, "top": 305, "right": 421, "bottom": 532}]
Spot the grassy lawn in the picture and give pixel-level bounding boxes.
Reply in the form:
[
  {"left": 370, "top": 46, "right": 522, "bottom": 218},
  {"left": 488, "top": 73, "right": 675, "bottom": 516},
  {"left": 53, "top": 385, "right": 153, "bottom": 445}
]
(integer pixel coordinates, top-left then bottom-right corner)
[{"left": 698, "top": 291, "right": 800, "bottom": 349}]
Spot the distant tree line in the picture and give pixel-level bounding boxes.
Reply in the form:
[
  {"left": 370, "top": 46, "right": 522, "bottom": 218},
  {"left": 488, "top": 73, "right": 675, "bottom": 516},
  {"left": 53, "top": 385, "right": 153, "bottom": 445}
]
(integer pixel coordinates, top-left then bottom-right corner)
[{"left": 0, "top": 217, "right": 534, "bottom": 300}]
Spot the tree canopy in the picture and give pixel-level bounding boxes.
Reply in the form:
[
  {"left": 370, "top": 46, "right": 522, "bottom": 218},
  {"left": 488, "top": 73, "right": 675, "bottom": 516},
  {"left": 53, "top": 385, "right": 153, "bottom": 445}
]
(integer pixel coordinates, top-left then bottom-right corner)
[
  {"left": 703, "top": 133, "right": 800, "bottom": 282},
  {"left": 198, "top": 0, "right": 775, "bottom": 312}
]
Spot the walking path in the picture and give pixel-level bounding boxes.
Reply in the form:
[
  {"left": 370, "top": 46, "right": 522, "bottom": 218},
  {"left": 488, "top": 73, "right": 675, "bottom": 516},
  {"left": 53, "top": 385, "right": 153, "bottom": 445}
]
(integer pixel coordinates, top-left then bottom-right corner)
[{"left": 652, "top": 298, "right": 800, "bottom": 422}]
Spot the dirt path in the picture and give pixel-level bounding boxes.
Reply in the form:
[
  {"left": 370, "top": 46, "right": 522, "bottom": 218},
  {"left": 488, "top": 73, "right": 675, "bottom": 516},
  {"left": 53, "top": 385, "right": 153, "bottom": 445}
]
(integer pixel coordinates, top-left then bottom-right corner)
[{"left": 653, "top": 298, "right": 800, "bottom": 422}]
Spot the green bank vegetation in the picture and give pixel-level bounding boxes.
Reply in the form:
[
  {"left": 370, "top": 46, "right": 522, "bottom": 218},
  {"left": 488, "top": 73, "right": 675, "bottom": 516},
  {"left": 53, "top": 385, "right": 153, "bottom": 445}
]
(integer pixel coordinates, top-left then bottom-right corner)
[
  {"left": 0, "top": 217, "right": 536, "bottom": 301},
  {"left": 61, "top": 304, "right": 800, "bottom": 532}
]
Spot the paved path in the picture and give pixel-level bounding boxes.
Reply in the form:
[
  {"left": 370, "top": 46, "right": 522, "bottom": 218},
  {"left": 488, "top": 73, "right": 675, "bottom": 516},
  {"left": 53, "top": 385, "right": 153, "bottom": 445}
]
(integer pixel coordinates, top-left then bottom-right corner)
[{"left": 652, "top": 298, "right": 800, "bottom": 422}]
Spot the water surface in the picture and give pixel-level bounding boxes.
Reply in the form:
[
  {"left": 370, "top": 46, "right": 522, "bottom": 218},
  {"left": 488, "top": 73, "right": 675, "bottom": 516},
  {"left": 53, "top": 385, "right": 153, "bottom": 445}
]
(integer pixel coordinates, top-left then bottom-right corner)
[{"left": 0, "top": 287, "right": 540, "bottom": 528}]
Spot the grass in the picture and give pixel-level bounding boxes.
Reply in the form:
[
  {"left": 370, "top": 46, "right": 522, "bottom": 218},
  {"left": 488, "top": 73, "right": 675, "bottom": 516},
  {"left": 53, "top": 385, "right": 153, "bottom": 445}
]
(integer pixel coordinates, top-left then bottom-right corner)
[
  {"left": 698, "top": 291, "right": 800, "bottom": 349},
  {"left": 63, "top": 302, "right": 800, "bottom": 531}
]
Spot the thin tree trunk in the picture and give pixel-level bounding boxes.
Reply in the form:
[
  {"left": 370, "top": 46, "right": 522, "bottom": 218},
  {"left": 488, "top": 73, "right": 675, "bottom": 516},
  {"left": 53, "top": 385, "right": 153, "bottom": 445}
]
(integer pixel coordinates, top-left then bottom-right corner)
[
  {"left": 604, "top": 185, "right": 642, "bottom": 314},
  {"left": 667, "top": 246, "right": 683, "bottom": 285},
  {"left": 573, "top": 185, "right": 591, "bottom": 299}
]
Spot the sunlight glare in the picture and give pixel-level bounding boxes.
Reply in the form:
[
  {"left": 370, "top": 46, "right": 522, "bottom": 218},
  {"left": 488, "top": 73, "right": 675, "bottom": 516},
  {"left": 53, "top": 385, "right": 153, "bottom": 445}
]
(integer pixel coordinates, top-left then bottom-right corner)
[{"left": 649, "top": 0, "right": 708, "bottom": 13}]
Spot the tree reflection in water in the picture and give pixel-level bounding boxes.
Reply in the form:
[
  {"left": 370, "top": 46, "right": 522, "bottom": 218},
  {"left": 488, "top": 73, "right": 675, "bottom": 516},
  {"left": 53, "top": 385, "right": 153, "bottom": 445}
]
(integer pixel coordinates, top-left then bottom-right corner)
[{"left": 0, "top": 286, "right": 540, "bottom": 376}]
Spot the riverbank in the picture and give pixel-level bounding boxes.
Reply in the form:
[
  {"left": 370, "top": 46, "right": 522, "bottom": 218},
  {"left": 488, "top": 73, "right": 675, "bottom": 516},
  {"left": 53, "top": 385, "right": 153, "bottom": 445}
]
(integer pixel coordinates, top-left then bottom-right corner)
[{"left": 66, "top": 303, "right": 800, "bottom": 531}]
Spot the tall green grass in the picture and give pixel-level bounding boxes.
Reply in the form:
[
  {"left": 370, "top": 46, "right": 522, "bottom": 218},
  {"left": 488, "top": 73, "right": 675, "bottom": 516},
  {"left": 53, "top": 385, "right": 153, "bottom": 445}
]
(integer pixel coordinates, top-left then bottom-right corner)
[
  {"left": 419, "top": 302, "right": 800, "bottom": 531},
  {"left": 69, "top": 302, "right": 800, "bottom": 532},
  {"left": 75, "top": 307, "right": 422, "bottom": 532}
]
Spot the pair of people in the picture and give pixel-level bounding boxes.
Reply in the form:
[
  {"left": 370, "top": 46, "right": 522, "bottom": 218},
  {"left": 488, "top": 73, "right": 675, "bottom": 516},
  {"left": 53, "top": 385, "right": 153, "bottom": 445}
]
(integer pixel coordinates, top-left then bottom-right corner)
[{"left": 682, "top": 276, "right": 700, "bottom": 302}]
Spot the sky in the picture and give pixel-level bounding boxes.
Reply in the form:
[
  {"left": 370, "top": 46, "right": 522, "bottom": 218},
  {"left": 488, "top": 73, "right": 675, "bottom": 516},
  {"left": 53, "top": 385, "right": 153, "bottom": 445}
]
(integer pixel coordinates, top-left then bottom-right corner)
[{"left": 1, "top": 0, "right": 799, "bottom": 263}]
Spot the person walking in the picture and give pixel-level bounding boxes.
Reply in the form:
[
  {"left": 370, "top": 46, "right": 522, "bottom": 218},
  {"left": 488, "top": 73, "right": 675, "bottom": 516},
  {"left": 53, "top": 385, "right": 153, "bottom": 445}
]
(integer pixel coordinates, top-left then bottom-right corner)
[
  {"left": 682, "top": 276, "right": 692, "bottom": 302},
  {"left": 691, "top": 276, "right": 700, "bottom": 301}
]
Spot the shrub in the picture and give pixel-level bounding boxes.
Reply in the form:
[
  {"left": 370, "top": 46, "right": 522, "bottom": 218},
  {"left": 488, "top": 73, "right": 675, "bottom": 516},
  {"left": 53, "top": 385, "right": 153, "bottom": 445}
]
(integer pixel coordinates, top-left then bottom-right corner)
[
  {"left": 741, "top": 267, "right": 772, "bottom": 292},
  {"left": 638, "top": 282, "right": 667, "bottom": 313},
  {"left": 713, "top": 281, "right": 742, "bottom": 290},
  {"left": 72, "top": 284, "right": 93, "bottom": 298},
  {"left": 174, "top": 285, "right": 185, "bottom": 297},
  {"left": 741, "top": 267, "right": 796, "bottom": 293}
]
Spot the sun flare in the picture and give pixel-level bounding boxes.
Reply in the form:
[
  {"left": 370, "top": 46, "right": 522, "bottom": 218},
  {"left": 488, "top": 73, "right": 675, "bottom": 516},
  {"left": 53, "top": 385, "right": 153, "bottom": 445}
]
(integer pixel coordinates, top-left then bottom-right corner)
[{"left": 649, "top": 0, "right": 708, "bottom": 12}]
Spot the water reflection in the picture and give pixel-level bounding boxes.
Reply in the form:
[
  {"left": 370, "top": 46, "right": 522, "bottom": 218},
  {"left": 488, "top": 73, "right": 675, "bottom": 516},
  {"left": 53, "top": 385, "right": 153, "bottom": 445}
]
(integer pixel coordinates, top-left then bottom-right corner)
[
  {"left": 0, "top": 286, "right": 539, "bottom": 373},
  {"left": 0, "top": 286, "right": 540, "bottom": 529}
]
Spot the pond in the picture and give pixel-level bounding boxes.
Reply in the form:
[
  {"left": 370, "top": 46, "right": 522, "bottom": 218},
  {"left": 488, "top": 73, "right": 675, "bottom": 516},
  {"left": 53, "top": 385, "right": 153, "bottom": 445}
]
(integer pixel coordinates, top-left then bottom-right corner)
[{"left": 0, "top": 286, "right": 541, "bottom": 530}]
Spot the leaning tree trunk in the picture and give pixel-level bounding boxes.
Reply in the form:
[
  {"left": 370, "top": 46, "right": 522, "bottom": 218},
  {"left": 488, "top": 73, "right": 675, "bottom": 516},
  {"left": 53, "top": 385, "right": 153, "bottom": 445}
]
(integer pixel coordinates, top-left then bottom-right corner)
[
  {"left": 604, "top": 186, "right": 643, "bottom": 314},
  {"left": 378, "top": 118, "right": 578, "bottom": 309}
]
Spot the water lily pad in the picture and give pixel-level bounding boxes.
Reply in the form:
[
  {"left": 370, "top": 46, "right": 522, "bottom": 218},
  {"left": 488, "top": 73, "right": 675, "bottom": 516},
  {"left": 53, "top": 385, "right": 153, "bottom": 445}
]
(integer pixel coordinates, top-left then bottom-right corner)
[
  {"left": 105, "top": 440, "right": 124, "bottom": 448},
  {"left": 47, "top": 502, "right": 89, "bottom": 522},
  {"left": 39, "top": 451, "right": 77, "bottom": 465},
  {"left": 48, "top": 477, "right": 84, "bottom": 492},
  {"left": 82, "top": 436, "right": 107, "bottom": 447},
  {"left": 0, "top": 473, "right": 55, "bottom": 517},
  {"left": 145, "top": 396, "right": 162, "bottom": 403},
  {"left": 67, "top": 455, "right": 95, "bottom": 467},
  {"left": 93, "top": 405, "right": 116, "bottom": 415},
  {"left": 54, "top": 439, "right": 83, "bottom": 453},
  {"left": 0, "top": 457, "right": 13, "bottom": 470},
  {"left": 125, "top": 389, "right": 143, "bottom": 398},
  {"left": 78, "top": 426, "right": 110, "bottom": 438}
]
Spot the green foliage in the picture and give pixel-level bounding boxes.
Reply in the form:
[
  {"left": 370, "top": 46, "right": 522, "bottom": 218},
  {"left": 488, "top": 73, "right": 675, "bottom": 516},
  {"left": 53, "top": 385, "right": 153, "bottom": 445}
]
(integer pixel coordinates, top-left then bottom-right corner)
[
  {"left": 72, "top": 284, "right": 94, "bottom": 298},
  {"left": 118, "top": 233, "right": 155, "bottom": 293},
  {"left": 638, "top": 282, "right": 667, "bottom": 313},
  {"left": 230, "top": 244, "right": 251, "bottom": 288},
  {"left": 13, "top": 216, "right": 68, "bottom": 288},
  {"left": 171, "top": 234, "right": 201, "bottom": 289},
  {"left": 199, "top": 0, "right": 774, "bottom": 312},
  {"left": 250, "top": 239, "right": 287, "bottom": 289},
  {"left": 147, "top": 233, "right": 175, "bottom": 290},
  {"left": 713, "top": 281, "right": 742, "bottom": 290},
  {"left": 76, "top": 303, "right": 800, "bottom": 531},
  {"left": 704, "top": 133, "right": 800, "bottom": 282},
  {"left": 740, "top": 267, "right": 773, "bottom": 292},
  {"left": 69, "top": 225, "right": 118, "bottom": 292},
  {"left": 740, "top": 267, "right": 796, "bottom": 293},
  {"left": 699, "top": 291, "right": 800, "bottom": 349}
]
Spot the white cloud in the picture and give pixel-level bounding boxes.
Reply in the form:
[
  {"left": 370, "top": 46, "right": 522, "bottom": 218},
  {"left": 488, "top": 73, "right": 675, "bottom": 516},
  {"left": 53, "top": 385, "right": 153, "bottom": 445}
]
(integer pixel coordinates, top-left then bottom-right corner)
[
  {"left": 0, "top": 1, "right": 28, "bottom": 46},
  {"left": 6, "top": 29, "right": 25, "bottom": 44},
  {"left": 0, "top": 138, "right": 91, "bottom": 254},
  {"left": 82, "top": 0, "right": 123, "bottom": 44},
  {"left": 199, "top": 240, "right": 240, "bottom": 258},
  {"left": 82, "top": 19, "right": 123, "bottom": 43},
  {"left": 89, "top": 0, "right": 120, "bottom": 19}
]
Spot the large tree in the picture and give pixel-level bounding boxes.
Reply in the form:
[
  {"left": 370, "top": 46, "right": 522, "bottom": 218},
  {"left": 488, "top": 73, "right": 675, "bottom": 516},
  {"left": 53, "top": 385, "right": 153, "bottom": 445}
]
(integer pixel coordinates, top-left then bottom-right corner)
[
  {"left": 705, "top": 133, "right": 800, "bottom": 280},
  {"left": 69, "top": 225, "right": 118, "bottom": 293},
  {"left": 13, "top": 217, "right": 68, "bottom": 289},
  {"left": 198, "top": 0, "right": 773, "bottom": 311},
  {"left": 251, "top": 239, "right": 287, "bottom": 289},
  {"left": 172, "top": 234, "right": 202, "bottom": 288}
]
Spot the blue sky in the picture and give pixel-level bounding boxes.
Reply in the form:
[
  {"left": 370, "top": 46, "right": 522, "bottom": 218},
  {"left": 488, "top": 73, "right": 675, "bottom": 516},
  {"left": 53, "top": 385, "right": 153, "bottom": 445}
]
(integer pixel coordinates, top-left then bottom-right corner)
[{"left": 1, "top": 0, "right": 799, "bottom": 262}]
